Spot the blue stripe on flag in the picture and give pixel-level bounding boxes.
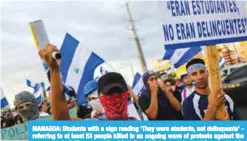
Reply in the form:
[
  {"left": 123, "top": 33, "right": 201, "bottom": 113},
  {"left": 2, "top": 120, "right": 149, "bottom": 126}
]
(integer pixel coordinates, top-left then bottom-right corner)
[
  {"left": 60, "top": 33, "right": 79, "bottom": 82},
  {"left": 132, "top": 73, "right": 144, "bottom": 96},
  {"left": 36, "top": 95, "right": 42, "bottom": 105},
  {"left": 132, "top": 73, "right": 141, "bottom": 88},
  {"left": 163, "top": 49, "right": 176, "bottom": 60},
  {"left": 163, "top": 47, "right": 202, "bottom": 68},
  {"left": 174, "top": 47, "right": 202, "bottom": 68},
  {"left": 77, "top": 52, "right": 104, "bottom": 104},
  {"left": 26, "top": 80, "right": 43, "bottom": 105},
  {"left": 26, "top": 79, "right": 35, "bottom": 88},
  {"left": 1, "top": 97, "right": 9, "bottom": 108},
  {"left": 42, "top": 63, "right": 49, "bottom": 71}
]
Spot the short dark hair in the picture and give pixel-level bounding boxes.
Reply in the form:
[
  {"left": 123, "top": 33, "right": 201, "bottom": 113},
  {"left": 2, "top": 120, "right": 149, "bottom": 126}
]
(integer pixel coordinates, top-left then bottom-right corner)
[
  {"left": 186, "top": 58, "right": 205, "bottom": 70},
  {"left": 164, "top": 78, "right": 176, "bottom": 86}
]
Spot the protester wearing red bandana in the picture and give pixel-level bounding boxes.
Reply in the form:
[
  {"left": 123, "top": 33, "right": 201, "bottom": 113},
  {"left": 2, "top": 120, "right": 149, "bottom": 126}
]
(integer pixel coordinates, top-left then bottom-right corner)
[{"left": 98, "top": 72, "right": 136, "bottom": 120}]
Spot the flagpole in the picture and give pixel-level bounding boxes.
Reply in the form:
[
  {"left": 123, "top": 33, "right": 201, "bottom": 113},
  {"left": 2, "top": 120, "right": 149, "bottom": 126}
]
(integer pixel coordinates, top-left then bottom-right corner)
[{"left": 126, "top": 2, "right": 148, "bottom": 73}]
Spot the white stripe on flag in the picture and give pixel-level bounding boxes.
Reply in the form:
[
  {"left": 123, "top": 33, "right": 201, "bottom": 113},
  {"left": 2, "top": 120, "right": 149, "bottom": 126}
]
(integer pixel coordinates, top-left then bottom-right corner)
[
  {"left": 65, "top": 43, "right": 91, "bottom": 93},
  {"left": 133, "top": 78, "right": 144, "bottom": 95},
  {"left": 34, "top": 84, "right": 43, "bottom": 105},
  {"left": 170, "top": 48, "right": 190, "bottom": 65}
]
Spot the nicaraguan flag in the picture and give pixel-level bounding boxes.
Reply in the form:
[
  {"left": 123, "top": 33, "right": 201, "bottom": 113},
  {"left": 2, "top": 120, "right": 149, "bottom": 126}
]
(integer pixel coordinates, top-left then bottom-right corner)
[
  {"left": 1, "top": 88, "right": 9, "bottom": 109},
  {"left": 131, "top": 73, "right": 144, "bottom": 96},
  {"left": 163, "top": 47, "right": 202, "bottom": 68},
  {"left": 26, "top": 80, "right": 43, "bottom": 105},
  {"left": 60, "top": 33, "right": 104, "bottom": 105},
  {"left": 33, "top": 84, "right": 43, "bottom": 105}
]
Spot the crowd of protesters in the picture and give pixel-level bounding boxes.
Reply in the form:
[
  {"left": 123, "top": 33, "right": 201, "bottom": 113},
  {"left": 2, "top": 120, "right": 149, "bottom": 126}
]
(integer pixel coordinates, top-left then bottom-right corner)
[{"left": 1, "top": 44, "right": 241, "bottom": 128}]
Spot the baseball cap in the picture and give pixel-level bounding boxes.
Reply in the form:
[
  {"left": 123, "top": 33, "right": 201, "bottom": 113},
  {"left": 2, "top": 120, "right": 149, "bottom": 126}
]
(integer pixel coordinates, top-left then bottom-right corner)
[
  {"left": 84, "top": 80, "right": 98, "bottom": 97},
  {"left": 98, "top": 72, "right": 127, "bottom": 94}
]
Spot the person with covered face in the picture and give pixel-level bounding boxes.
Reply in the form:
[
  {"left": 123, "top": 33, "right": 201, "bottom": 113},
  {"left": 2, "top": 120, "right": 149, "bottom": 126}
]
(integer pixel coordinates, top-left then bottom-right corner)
[
  {"left": 138, "top": 71, "right": 181, "bottom": 120},
  {"left": 96, "top": 72, "right": 136, "bottom": 120},
  {"left": 182, "top": 58, "right": 239, "bottom": 120},
  {"left": 14, "top": 91, "right": 40, "bottom": 122}
]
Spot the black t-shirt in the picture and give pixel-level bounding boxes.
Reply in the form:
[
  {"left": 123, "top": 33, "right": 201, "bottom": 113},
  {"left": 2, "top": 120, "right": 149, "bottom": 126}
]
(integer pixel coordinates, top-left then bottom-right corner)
[{"left": 138, "top": 88, "right": 182, "bottom": 120}]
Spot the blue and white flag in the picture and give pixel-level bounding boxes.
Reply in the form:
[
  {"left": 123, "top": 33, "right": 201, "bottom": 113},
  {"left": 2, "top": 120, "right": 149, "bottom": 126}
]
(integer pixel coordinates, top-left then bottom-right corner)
[
  {"left": 26, "top": 80, "right": 43, "bottom": 105},
  {"left": 1, "top": 88, "right": 9, "bottom": 109},
  {"left": 131, "top": 73, "right": 144, "bottom": 96},
  {"left": 26, "top": 79, "right": 36, "bottom": 88},
  {"left": 163, "top": 47, "right": 202, "bottom": 68},
  {"left": 33, "top": 84, "right": 43, "bottom": 105},
  {"left": 60, "top": 33, "right": 104, "bottom": 105},
  {"left": 46, "top": 86, "right": 71, "bottom": 102}
]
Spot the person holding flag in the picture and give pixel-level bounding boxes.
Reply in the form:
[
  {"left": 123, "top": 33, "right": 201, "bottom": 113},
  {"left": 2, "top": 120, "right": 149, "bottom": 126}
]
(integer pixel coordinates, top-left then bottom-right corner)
[
  {"left": 182, "top": 58, "right": 239, "bottom": 120},
  {"left": 39, "top": 44, "right": 137, "bottom": 120}
]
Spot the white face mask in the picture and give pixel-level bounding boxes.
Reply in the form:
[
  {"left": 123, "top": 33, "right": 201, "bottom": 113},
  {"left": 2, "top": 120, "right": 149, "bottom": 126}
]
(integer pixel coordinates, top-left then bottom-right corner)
[
  {"left": 89, "top": 98, "right": 103, "bottom": 111},
  {"left": 88, "top": 90, "right": 103, "bottom": 111}
]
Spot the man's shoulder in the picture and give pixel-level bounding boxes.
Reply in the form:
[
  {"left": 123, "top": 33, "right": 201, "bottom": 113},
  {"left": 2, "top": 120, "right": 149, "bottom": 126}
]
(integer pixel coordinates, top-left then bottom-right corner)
[{"left": 184, "top": 91, "right": 196, "bottom": 102}]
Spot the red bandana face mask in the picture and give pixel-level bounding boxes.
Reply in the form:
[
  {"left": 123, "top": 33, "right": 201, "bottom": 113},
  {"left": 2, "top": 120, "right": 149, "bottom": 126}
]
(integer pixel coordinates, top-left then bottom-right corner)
[{"left": 99, "top": 91, "right": 129, "bottom": 120}]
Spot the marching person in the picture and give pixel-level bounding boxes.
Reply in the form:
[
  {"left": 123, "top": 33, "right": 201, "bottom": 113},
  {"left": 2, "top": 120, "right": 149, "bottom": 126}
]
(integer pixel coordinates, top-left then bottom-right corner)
[{"left": 182, "top": 58, "right": 239, "bottom": 120}]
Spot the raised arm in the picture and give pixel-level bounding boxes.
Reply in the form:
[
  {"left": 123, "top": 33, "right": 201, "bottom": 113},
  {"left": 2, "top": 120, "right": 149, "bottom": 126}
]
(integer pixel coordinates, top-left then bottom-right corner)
[{"left": 39, "top": 44, "right": 70, "bottom": 120}]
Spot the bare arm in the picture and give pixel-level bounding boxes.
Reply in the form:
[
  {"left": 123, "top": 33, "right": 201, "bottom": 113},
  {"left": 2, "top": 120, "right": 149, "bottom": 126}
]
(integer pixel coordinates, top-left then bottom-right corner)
[
  {"left": 203, "top": 104, "right": 217, "bottom": 120},
  {"left": 39, "top": 44, "right": 70, "bottom": 120},
  {"left": 145, "top": 80, "right": 159, "bottom": 120},
  {"left": 159, "top": 82, "right": 181, "bottom": 112},
  {"left": 164, "top": 90, "right": 181, "bottom": 112},
  {"left": 50, "top": 68, "right": 70, "bottom": 120},
  {"left": 145, "top": 92, "right": 158, "bottom": 120},
  {"left": 204, "top": 88, "right": 226, "bottom": 120}
]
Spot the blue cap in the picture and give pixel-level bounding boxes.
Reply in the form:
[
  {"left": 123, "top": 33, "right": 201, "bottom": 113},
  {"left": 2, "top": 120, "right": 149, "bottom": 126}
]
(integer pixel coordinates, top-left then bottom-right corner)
[{"left": 84, "top": 80, "right": 98, "bottom": 97}]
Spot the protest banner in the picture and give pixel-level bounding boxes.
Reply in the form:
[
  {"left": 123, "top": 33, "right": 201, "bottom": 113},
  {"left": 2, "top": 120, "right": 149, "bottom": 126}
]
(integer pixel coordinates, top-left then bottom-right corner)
[
  {"left": 1, "top": 107, "right": 77, "bottom": 140},
  {"left": 161, "top": 1, "right": 247, "bottom": 118},
  {"left": 160, "top": 1, "right": 247, "bottom": 49}
]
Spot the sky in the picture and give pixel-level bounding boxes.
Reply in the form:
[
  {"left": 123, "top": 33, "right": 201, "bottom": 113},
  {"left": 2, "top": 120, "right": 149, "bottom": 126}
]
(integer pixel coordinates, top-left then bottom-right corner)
[{"left": 1, "top": 0, "right": 166, "bottom": 107}]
